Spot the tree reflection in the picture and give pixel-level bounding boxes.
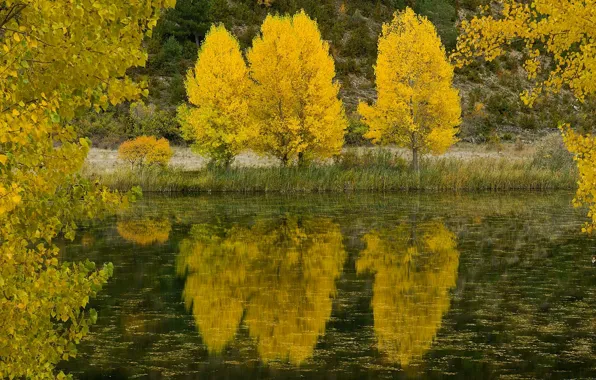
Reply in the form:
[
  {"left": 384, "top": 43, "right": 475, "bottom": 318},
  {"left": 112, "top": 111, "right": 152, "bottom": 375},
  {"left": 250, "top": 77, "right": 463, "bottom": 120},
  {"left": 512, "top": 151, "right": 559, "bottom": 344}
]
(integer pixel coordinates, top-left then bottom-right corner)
[
  {"left": 117, "top": 218, "right": 171, "bottom": 245},
  {"left": 176, "top": 217, "right": 346, "bottom": 364},
  {"left": 356, "top": 221, "right": 459, "bottom": 366},
  {"left": 245, "top": 218, "right": 346, "bottom": 364},
  {"left": 176, "top": 224, "right": 258, "bottom": 353}
]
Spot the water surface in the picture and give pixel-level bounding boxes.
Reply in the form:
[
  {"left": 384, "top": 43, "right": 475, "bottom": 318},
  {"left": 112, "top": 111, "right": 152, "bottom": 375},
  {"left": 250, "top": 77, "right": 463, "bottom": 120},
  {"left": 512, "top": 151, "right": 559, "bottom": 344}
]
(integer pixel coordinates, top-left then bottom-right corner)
[{"left": 59, "top": 192, "right": 596, "bottom": 379}]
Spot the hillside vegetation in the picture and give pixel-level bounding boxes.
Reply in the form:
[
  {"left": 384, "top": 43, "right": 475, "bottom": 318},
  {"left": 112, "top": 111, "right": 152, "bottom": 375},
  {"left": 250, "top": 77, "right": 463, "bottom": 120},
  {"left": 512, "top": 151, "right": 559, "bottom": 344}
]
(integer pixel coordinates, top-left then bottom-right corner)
[{"left": 74, "top": 0, "right": 596, "bottom": 148}]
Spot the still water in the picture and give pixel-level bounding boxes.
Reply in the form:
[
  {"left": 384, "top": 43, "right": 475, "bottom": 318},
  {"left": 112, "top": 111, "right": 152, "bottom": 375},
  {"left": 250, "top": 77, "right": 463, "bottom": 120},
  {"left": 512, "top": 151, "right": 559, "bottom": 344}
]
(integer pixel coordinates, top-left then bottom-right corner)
[{"left": 58, "top": 192, "right": 595, "bottom": 379}]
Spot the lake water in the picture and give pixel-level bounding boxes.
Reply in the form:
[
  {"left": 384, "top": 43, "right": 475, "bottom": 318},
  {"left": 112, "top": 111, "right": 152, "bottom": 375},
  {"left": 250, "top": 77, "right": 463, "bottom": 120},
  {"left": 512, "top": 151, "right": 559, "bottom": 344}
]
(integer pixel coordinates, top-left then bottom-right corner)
[{"left": 57, "top": 192, "right": 596, "bottom": 379}]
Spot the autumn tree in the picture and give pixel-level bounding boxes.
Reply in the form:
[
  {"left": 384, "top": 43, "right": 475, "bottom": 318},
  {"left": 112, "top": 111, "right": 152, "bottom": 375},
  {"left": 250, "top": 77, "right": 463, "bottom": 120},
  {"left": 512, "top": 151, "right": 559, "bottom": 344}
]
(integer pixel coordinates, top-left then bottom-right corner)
[
  {"left": 454, "top": 0, "right": 596, "bottom": 232},
  {"left": 118, "top": 136, "right": 173, "bottom": 169},
  {"left": 358, "top": 8, "right": 461, "bottom": 172},
  {"left": 0, "top": 0, "right": 173, "bottom": 378},
  {"left": 356, "top": 221, "right": 459, "bottom": 366},
  {"left": 247, "top": 11, "right": 347, "bottom": 166},
  {"left": 178, "top": 25, "right": 253, "bottom": 169}
]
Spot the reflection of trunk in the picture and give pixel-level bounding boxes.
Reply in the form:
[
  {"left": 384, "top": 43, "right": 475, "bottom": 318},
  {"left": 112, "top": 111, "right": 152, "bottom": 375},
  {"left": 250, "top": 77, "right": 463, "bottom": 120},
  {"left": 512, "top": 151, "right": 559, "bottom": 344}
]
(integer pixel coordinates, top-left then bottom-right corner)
[{"left": 408, "top": 194, "right": 420, "bottom": 246}]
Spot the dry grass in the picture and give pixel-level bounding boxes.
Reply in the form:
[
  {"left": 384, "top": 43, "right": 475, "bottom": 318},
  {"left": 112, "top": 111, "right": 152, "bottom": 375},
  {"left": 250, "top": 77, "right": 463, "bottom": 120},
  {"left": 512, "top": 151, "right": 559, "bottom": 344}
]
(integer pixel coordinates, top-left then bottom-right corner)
[
  {"left": 84, "top": 138, "right": 576, "bottom": 193},
  {"left": 86, "top": 142, "right": 537, "bottom": 173}
]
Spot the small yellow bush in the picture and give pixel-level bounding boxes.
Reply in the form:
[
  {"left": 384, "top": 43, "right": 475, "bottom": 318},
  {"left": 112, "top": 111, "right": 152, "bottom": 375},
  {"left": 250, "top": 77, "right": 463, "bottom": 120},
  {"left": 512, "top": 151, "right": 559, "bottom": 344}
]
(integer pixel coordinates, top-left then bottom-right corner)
[{"left": 118, "top": 136, "right": 173, "bottom": 168}]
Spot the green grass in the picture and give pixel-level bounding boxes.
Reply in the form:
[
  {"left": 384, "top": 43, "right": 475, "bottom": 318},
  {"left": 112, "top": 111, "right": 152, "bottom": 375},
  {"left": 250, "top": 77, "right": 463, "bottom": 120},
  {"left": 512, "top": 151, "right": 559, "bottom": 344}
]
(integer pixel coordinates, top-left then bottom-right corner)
[{"left": 87, "top": 156, "right": 577, "bottom": 193}]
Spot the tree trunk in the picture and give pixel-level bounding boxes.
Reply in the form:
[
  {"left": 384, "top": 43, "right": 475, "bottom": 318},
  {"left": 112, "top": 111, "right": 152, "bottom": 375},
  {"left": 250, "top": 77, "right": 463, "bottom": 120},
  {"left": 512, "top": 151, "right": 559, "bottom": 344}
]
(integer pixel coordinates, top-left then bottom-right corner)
[
  {"left": 411, "top": 147, "right": 419, "bottom": 173},
  {"left": 297, "top": 151, "right": 306, "bottom": 167},
  {"left": 194, "top": 33, "right": 200, "bottom": 47},
  {"left": 281, "top": 153, "right": 289, "bottom": 167}
]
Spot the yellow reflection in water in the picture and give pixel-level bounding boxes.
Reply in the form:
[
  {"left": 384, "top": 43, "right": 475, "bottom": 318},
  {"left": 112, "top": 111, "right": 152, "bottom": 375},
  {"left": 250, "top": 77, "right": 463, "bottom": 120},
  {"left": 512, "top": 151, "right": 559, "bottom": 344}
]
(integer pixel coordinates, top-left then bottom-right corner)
[
  {"left": 117, "top": 218, "right": 171, "bottom": 245},
  {"left": 356, "top": 221, "right": 459, "bottom": 366},
  {"left": 176, "top": 217, "right": 346, "bottom": 364}
]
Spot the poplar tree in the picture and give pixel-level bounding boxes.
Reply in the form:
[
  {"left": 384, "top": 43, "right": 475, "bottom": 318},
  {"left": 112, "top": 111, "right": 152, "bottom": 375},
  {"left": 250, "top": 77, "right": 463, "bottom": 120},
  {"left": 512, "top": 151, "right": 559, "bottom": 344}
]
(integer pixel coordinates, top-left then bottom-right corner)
[
  {"left": 358, "top": 8, "right": 461, "bottom": 172},
  {"left": 178, "top": 25, "right": 253, "bottom": 169},
  {"left": 247, "top": 11, "right": 347, "bottom": 166},
  {"left": 0, "top": 0, "right": 174, "bottom": 377}
]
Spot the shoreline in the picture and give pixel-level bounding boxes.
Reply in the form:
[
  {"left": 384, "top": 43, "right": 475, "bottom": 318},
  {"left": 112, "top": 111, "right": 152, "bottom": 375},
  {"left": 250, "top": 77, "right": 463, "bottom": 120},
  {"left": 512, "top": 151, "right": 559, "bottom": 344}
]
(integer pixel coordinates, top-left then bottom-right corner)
[
  {"left": 84, "top": 141, "right": 576, "bottom": 194},
  {"left": 86, "top": 159, "right": 576, "bottom": 194}
]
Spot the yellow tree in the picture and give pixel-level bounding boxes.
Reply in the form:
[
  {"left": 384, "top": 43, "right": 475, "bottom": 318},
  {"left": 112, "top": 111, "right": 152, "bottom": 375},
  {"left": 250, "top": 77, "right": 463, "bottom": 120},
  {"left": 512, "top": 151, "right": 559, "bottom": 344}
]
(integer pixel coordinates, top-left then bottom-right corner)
[
  {"left": 247, "top": 11, "right": 347, "bottom": 166},
  {"left": 0, "top": 0, "right": 173, "bottom": 378},
  {"left": 453, "top": 1, "right": 596, "bottom": 232},
  {"left": 178, "top": 25, "right": 253, "bottom": 169},
  {"left": 358, "top": 8, "right": 461, "bottom": 172},
  {"left": 357, "top": 221, "right": 459, "bottom": 366}
]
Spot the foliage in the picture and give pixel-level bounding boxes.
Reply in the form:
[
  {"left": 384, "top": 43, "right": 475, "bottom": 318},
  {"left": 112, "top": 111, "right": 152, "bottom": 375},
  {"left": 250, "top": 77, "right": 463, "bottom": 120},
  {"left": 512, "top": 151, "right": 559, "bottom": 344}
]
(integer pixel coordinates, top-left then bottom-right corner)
[
  {"left": 155, "top": 0, "right": 212, "bottom": 46},
  {"left": 129, "top": 103, "right": 182, "bottom": 143},
  {"left": 454, "top": 0, "right": 596, "bottom": 232},
  {"left": 74, "top": 103, "right": 182, "bottom": 148},
  {"left": 560, "top": 125, "right": 596, "bottom": 233},
  {"left": 152, "top": 36, "right": 185, "bottom": 73},
  {"left": 118, "top": 136, "right": 174, "bottom": 169},
  {"left": 344, "top": 117, "right": 370, "bottom": 146},
  {"left": 176, "top": 217, "right": 346, "bottom": 363},
  {"left": 247, "top": 11, "right": 347, "bottom": 166},
  {"left": 178, "top": 25, "right": 253, "bottom": 168},
  {"left": 117, "top": 218, "right": 172, "bottom": 245},
  {"left": 0, "top": 0, "right": 173, "bottom": 378},
  {"left": 454, "top": 0, "right": 596, "bottom": 106},
  {"left": 356, "top": 221, "right": 459, "bottom": 365},
  {"left": 358, "top": 8, "right": 461, "bottom": 171}
]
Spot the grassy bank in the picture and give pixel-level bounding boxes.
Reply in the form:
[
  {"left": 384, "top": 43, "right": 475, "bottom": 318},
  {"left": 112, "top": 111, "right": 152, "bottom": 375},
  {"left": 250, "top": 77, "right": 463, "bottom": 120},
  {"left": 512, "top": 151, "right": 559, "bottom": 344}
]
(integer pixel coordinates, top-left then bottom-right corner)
[{"left": 87, "top": 156, "right": 577, "bottom": 193}]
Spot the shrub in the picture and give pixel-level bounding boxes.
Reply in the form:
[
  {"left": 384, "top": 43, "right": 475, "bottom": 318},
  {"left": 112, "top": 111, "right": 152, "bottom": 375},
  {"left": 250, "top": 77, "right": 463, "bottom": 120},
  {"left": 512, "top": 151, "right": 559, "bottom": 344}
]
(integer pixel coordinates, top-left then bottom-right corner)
[
  {"left": 345, "top": 118, "right": 370, "bottom": 146},
  {"left": 118, "top": 136, "right": 173, "bottom": 169},
  {"left": 128, "top": 103, "right": 182, "bottom": 143},
  {"left": 153, "top": 36, "right": 183, "bottom": 73}
]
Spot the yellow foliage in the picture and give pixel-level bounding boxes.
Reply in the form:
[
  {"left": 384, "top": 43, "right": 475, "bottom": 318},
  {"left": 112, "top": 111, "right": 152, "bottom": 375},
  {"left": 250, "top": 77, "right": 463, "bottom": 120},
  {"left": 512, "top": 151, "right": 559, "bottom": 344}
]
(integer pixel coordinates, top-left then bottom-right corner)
[
  {"left": 176, "top": 217, "right": 346, "bottom": 364},
  {"left": 561, "top": 124, "right": 596, "bottom": 233},
  {"left": 358, "top": 8, "right": 461, "bottom": 170},
  {"left": 117, "top": 218, "right": 172, "bottom": 245},
  {"left": 454, "top": 0, "right": 596, "bottom": 105},
  {"left": 454, "top": 1, "right": 596, "bottom": 232},
  {"left": 0, "top": 0, "right": 173, "bottom": 378},
  {"left": 118, "top": 136, "right": 173, "bottom": 168},
  {"left": 178, "top": 25, "right": 253, "bottom": 168},
  {"left": 356, "top": 221, "right": 459, "bottom": 366},
  {"left": 247, "top": 11, "right": 347, "bottom": 166}
]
